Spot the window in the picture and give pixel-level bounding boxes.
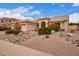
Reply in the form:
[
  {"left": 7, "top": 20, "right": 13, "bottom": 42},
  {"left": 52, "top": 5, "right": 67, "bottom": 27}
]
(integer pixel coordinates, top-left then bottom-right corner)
[
  {"left": 9, "top": 20, "right": 11, "bottom": 22},
  {"left": 1, "top": 20, "right": 3, "bottom": 23}
]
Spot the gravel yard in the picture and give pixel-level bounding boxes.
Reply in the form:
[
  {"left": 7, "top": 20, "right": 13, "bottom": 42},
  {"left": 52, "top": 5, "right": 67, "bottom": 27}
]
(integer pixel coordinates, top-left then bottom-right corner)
[{"left": 0, "top": 31, "right": 79, "bottom": 55}]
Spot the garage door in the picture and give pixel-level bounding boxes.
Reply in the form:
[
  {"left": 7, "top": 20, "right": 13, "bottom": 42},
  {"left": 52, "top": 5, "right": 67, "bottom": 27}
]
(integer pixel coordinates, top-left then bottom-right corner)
[{"left": 21, "top": 25, "right": 27, "bottom": 32}]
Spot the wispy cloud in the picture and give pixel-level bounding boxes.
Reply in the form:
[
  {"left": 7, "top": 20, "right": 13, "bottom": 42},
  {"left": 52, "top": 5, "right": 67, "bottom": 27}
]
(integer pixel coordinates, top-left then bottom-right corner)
[
  {"left": 30, "top": 10, "right": 41, "bottom": 16},
  {"left": 60, "top": 4, "right": 65, "bottom": 7},
  {"left": 0, "top": 6, "right": 41, "bottom": 20},
  {"left": 72, "top": 3, "right": 79, "bottom": 7}
]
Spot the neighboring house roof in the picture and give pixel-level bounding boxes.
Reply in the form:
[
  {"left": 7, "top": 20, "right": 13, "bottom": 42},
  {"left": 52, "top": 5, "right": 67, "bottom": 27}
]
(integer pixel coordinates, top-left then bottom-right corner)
[
  {"left": 2, "top": 17, "right": 20, "bottom": 21},
  {"left": 18, "top": 20, "right": 38, "bottom": 24},
  {"left": 11, "top": 20, "right": 38, "bottom": 25},
  {"left": 37, "top": 18, "right": 50, "bottom": 20}
]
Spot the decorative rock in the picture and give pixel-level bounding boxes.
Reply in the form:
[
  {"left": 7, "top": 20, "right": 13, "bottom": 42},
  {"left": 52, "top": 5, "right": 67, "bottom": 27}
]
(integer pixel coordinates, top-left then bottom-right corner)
[
  {"left": 5, "top": 39, "right": 9, "bottom": 41},
  {"left": 76, "top": 44, "right": 79, "bottom": 47},
  {"left": 18, "top": 32, "right": 24, "bottom": 36},
  {"left": 66, "top": 33, "right": 73, "bottom": 37},
  {"left": 52, "top": 30, "right": 55, "bottom": 33}
]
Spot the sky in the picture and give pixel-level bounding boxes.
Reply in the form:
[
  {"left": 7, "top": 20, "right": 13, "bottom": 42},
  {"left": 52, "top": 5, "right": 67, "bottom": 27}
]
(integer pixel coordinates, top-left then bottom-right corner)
[{"left": 0, "top": 3, "right": 79, "bottom": 23}]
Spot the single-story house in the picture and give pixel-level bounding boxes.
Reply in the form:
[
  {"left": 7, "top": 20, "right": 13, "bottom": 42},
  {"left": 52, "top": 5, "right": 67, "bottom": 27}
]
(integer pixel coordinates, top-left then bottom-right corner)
[{"left": 0, "top": 16, "right": 69, "bottom": 32}]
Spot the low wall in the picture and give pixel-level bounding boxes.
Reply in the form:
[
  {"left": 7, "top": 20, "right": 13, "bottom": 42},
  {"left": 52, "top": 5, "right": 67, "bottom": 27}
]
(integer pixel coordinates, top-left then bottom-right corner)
[{"left": 68, "top": 25, "right": 77, "bottom": 31}]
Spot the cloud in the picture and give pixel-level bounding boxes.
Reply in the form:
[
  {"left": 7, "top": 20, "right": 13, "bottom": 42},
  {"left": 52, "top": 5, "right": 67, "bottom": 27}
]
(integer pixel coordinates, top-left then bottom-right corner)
[
  {"left": 30, "top": 10, "right": 41, "bottom": 16},
  {"left": 0, "top": 6, "right": 41, "bottom": 20},
  {"left": 72, "top": 3, "right": 79, "bottom": 7},
  {"left": 69, "top": 13, "right": 79, "bottom": 23},
  {"left": 60, "top": 4, "right": 65, "bottom": 7},
  {"left": 51, "top": 3, "right": 65, "bottom": 7}
]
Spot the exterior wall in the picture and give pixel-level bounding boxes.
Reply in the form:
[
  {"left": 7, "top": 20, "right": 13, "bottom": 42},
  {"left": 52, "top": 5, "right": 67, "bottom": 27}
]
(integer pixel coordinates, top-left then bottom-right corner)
[
  {"left": 50, "top": 16, "right": 69, "bottom": 22},
  {"left": 68, "top": 25, "right": 77, "bottom": 31},
  {"left": 62, "top": 21, "right": 69, "bottom": 32},
  {"left": 0, "top": 17, "right": 19, "bottom": 23},
  {"left": 77, "top": 25, "right": 79, "bottom": 31},
  {"left": 37, "top": 18, "right": 49, "bottom": 28},
  {"left": 11, "top": 21, "right": 38, "bottom": 32},
  {"left": 21, "top": 24, "right": 27, "bottom": 32},
  {"left": 11, "top": 24, "right": 15, "bottom": 29},
  {"left": 11, "top": 22, "right": 27, "bottom": 32},
  {"left": 26, "top": 23, "right": 38, "bottom": 31},
  {"left": 0, "top": 17, "right": 19, "bottom": 28}
]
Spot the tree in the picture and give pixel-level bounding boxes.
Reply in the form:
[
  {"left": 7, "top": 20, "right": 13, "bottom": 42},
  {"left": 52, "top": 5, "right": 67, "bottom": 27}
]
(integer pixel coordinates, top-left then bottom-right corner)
[{"left": 14, "top": 22, "right": 21, "bottom": 30}]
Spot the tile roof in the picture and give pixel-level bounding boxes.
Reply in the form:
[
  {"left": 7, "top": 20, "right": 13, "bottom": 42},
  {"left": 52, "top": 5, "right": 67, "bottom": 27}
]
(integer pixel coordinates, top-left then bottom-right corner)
[
  {"left": 49, "top": 16, "right": 69, "bottom": 22},
  {"left": 36, "top": 15, "right": 69, "bottom": 22}
]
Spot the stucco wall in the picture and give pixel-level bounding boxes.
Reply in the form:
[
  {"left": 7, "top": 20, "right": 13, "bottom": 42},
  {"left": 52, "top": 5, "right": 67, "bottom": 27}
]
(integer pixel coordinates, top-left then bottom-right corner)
[
  {"left": 63, "top": 21, "right": 69, "bottom": 32},
  {"left": 26, "top": 23, "right": 38, "bottom": 31},
  {"left": 11, "top": 21, "right": 38, "bottom": 32},
  {"left": 68, "top": 25, "right": 77, "bottom": 31},
  {"left": 21, "top": 25, "right": 27, "bottom": 32}
]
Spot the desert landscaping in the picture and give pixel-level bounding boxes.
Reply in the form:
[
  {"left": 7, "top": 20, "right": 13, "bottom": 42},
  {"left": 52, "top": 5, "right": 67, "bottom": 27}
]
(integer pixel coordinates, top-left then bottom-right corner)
[
  {"left": 0, "top": 3, "right": 79, "bottom": 56},
  {"left": 0, "top": 16, "right": 79, "bottom": 56},
  {"left": 0, "top": 30, "right": 79, "bottom": 56}
]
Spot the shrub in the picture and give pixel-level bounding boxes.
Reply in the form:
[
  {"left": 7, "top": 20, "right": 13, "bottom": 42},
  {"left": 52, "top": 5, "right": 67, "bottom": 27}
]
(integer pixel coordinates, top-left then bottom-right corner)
[
  {"left": 13, "top": 29, "right": 21, "bottom": 35},
  {"left": 69, "top": 23, "right": 78, "bottom": 25},
  {"left": 49, "top": 23, "right": 60, "bottom": 31},
  {"left": 38, "top": 27, "right": 51, "bottom": 35},
  {"left": 5, "top": 29, "right": 21, "bottom": 35},
  {"left": 5, "top": 29, "right": 13, "bottom": 34}
]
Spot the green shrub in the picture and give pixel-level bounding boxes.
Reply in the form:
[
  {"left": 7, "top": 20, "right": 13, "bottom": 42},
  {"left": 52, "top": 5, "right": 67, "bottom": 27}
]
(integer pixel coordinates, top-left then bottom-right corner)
[
  {"left": 5, "top": 29, "right": 13, "bottom": 34},
  {"left": 49, "top": 23, "right": 60, "bottom": 31},
  {"left": 38, "top": 27, "right": 51, "bottom": 35},
  {"left": 5, "top": 29, "right": 21, "bottom": 35},
  {"left": 13, "top": 29, "right": 21, "bottom": 35}
]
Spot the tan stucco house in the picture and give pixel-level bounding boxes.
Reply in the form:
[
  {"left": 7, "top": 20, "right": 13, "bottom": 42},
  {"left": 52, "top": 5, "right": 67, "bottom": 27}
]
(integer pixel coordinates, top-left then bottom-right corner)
[
  {"left": 11, "top": 21, "right": 38, "bottom": 32},
  {"left": 0, "top": 15, "right": 69, "bottom": 32},
  {"left": 37, "top": 16, "right": 69, "bottom": 32}
]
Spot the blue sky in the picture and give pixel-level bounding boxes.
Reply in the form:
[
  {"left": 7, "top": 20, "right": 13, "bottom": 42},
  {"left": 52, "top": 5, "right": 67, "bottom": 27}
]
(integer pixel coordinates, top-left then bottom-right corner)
[{"left": 0, "top": 3, "right": 79, "bottom": 23}]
